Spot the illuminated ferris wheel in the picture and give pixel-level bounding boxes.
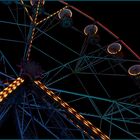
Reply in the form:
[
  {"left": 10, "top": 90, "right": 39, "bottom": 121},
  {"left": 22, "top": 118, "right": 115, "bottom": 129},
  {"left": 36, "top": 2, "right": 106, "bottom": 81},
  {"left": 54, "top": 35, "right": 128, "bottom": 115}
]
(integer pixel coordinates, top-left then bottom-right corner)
[{"left": 0, "top": 0, "right": 140, "bottom": 139}]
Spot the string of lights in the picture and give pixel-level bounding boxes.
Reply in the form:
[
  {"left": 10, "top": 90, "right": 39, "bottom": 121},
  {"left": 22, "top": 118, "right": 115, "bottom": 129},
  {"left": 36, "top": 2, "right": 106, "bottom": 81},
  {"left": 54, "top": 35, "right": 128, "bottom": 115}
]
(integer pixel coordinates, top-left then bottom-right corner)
[
  {"left": 36, "top": 5, "right": 68, "bottom": 25},
  {"left": 27, "top": 0, "right": 41, "bottom": 61},
  {"left": 34, "top": 80, "right": 110, "bottom": 140},
  {"left": 64, "top": 114, "right": 95, "bottom": 139},
  {"left": 19, "top": 0, "right": 33, "bottom": 22},
  {"left": 20, "top": 0, "right": 68, "bottom": 62},
  {"left": 0, "top": 77, "right": 24, "bottom": 102}
]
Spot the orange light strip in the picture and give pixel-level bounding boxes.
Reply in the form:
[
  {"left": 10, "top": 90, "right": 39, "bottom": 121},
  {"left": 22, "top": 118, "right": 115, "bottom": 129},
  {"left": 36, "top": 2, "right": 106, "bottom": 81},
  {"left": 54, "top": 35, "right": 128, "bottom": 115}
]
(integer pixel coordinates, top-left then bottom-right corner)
[
  {"left": 34, "top": 80, "right": 110, "bottom": 140},
  {"left": 36, "top": 6, "right": 68, "bottom": 25},
  {"left": 0, "top": 77, "right": 24, "bottom": 103},
  {"left": 20, "top": 0, "right": 33, "bottom": 23},
  {"left": 27, "top": 0, "right": 41, "bottom": 61},
  {"left": 64, "top": 114, "right": 95, "bottom": 139}
]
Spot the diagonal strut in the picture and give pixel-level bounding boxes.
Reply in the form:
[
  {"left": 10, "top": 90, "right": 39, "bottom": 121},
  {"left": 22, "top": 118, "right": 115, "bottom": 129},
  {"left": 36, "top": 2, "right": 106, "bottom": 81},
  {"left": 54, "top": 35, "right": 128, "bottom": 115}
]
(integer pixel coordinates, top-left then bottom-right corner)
[{"left": 34, "top": 80, "right": 110, "bottom": 140}]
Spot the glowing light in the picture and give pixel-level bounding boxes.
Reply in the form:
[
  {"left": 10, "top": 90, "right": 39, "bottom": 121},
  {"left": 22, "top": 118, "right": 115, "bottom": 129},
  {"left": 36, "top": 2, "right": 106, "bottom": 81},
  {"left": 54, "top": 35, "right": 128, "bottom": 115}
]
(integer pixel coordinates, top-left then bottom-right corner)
[
  {"left": 67, "top": 108, "right": 74, "bottom": 114},
  {"left": 13, "top": 80, "right": 18, "bottom": 84},
  {"left": 53, "top": 96, "right": 59, "bottom": 102},
  {"left": 3, "top": 87, "right": 8, "bottom": 91},
  {"left": 1, "top": 91, "right": 7, "bottom": 95},
  {"left": 58, "top": 9, "right": 72, "bottom": 19},
  {"left": 0, "top": 77, "right": 24, "bottom": 103},
  {"left": 36, "top": 6, "right": 68, "bottom": 25},
  {"left": 56, "top": 96, "right": 61, "bottom": 101},
  {"left": 16, "top": 82, "right": 21, "bottom": 86},
  {"left": 30, "top": 0, "right": 45, "bottom": 6},
  {"left": 20, "top": 0, "right": 33, "bottom": 23},
  {"left": 7, "top": 88, "right": 12, "bottom": 93},
  {"left": 128, "top": 64, "right": 140, "bottom": 76},
  {"left": 3, "top": 93, "right": 8, "bottom": 98},
  {"left": 107, "top": 43, "right": 122, "bottom": 55},
  {"left": 61, "top": 102, "right": 67, "bottom": 108},
  {"left": 83, "top": 120, "right": 90, "bottom": 127},
  {"left": 12, "top": 85, "right": 17, "bottom": 90},
  {"left": 46, "top": 91, "right": 51, "bottom": 96},
  {"left": 0, "top": 98, "right": 3, "bottom": 102},
  {"left": 84, "top": 24, "right": 98, "bottom": 36},
  {"left": 17, "top": 77, "right": 21, "bottom": 80},
  {"left": 34, "top": 80, "right": 110, "bottom": 140}
]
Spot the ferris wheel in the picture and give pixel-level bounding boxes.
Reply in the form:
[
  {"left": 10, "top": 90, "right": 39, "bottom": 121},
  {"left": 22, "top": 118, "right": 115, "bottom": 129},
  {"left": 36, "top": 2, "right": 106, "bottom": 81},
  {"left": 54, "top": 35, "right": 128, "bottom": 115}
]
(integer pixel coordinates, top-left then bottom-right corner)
[{"left": 0, "top": 0, "right": 140, "bottom": 139}]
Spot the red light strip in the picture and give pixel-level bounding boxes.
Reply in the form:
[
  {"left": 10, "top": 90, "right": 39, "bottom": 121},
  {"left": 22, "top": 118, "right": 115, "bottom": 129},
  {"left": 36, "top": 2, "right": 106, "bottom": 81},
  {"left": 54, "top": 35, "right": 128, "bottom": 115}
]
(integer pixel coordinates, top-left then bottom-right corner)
[
  {"left": 34, "top": 80, "right": 110, "bottom": 140},
  {"left": 58, "top": 0, "right": 140, "bottom": 60},
  {"left": 0, "top": 77, "right": 24, "bottom": 103}
]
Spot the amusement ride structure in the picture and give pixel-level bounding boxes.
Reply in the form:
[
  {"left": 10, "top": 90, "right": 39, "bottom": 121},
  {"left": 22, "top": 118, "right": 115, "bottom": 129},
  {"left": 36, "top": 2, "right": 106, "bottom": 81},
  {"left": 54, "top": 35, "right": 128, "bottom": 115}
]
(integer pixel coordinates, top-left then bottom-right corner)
[{"left": 0, "top": 0, "right": 140, "bottom": 139}]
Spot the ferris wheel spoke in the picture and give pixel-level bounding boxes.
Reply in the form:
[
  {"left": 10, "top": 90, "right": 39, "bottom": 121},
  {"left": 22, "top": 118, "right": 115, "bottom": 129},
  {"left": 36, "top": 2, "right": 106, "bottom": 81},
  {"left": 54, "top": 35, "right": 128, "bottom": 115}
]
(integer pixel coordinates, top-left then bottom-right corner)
[
  {"left": 0, "top": 103, "right": 12, "bottom": 123},
  {"left": 36, "top": 27, "right": 80, "bottom": 56},
  {"left": 34, "top": 80, "right": 110, "bottom": 140},
  {"left": 41, "top": 57, "right": 82, "bottom": 82},
  {"left": 53, "top": 88, "right": 140, "bottom": 111},
  {"left": 104, "top": 104, "right": 139, "bottom": 118},
  {"left": 45, "top": 65, "right": 68, "bottom": 84},
  {"left": 103, "top": 102, "right": 140, "bottom": 132},
  {"left": 0, "top": 72, "right": 15, "bottom": 81},
  {"left": 18, "top": 103, "right": 69, "bottom": 139},
  {"left": 49, "top": 87, "right": 113, "bottom": 103},
  {"left": 8, "top": 5, "right": 25, "bottom": 41},
  {"left": 34, "top": 19, "right": 60, "bottom": 40},
  {"left": 105, "top": 118, "right": 139, "bottom": 139},
  {"left": 115, "top": 103, "right": 130, "bottom": 132},
  {"left": 0, "top": 51, "right": 18, "bottom": 77},
  {"left": 105, "top": 117, "right": 140, "bottom": 126},
  {"left": 118, "top": 91, "right": 140, "bottom": 101},
  {"left": 36, "top": 5, "right": 68, "bottom": 25},
  {"left": 19, "top": 0, "right": 33, "bottom": 23},
  {"left": 85, "top": 57, "right": 110, "bottom": 97},
  {"left": 118, "top": 103, "right": 140, "bottom": 118},
  {"left": 0, "top": 37, "right": 24, "bottom": 44},
  {"left": 15, "top": 107, "right": 25, "bottom": 139},
  {"left": 16, "top": 85, "right": 76, "bottom": 139},
  {"left": 0, "top": 20, "right": 30, "bottom": 28},
  {"left": 47, "top": 73, "right": 72, "bottom": 87},
  {"left": 21, "top": 0, "right": 42, "bottom": 62},
  {"left": 87, "top": 55, "right": 140, "bottom": 63},
  {"left": 33, "top": 45, "right": 63, "bottom": 65},
  {"left": 76, "top": 72, "right": 128, "bottom": 77},
  {"left": 68, "top": 64, "right": 103, "bottom": 116}
]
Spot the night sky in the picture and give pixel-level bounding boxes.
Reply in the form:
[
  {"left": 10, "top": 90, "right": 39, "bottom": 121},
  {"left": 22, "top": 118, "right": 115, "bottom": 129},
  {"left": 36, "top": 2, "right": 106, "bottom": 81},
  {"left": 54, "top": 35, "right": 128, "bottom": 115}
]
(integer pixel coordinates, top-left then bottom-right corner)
[{"left": 69, "top": 1, "right": 140, "bottom": 55}]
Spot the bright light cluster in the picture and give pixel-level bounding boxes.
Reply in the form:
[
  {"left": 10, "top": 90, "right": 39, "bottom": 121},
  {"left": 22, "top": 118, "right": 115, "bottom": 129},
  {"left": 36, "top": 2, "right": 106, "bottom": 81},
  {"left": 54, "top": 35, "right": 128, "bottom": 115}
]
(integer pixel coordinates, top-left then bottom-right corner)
[
  {"left": 107, "top": 43, "right": 122, "bottom": 55},
  {"left": 34, "top": 80, "right": 110, "bottom": 140},
  {"left": 128, "top": 64, "right": 140, "bottom": 76},
  {"left": 0, "top": 77, "right": 24, "bottom": 103},
  {"left": 84, "top": 24, "right": 98, "bottom": 36}
]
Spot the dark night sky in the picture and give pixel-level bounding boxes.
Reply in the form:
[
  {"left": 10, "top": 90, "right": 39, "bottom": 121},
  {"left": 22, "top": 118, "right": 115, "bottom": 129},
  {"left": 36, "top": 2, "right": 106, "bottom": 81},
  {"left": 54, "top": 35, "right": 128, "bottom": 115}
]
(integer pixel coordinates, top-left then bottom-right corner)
[{"left": 69, "top": 1, "right": 140, "bottom": 55}]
